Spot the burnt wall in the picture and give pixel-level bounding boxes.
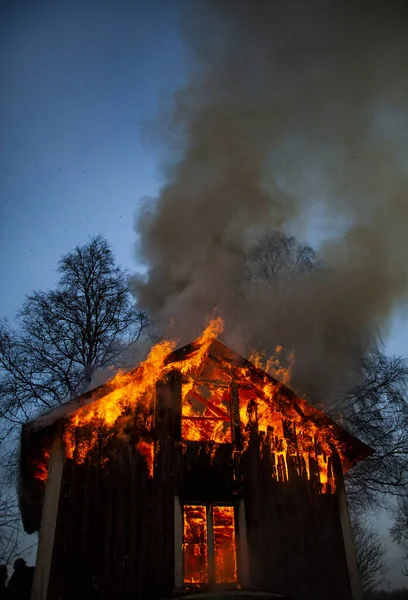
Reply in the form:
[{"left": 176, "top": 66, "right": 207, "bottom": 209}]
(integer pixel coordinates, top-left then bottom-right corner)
[
  {"left": 241, "top": 434, "right": 352, "bottom": 600},
  {"left": 47, "top": 371, "right": 183, "bottom": 600},
  {"left": 47, "top": 435, "right": 352, "bottom": 600},
  {"left": 46, "top": 366, "right": 353, "bottom": 600},
  {"left": 47, "top": 438, "right": 176, "bottom": 600}
]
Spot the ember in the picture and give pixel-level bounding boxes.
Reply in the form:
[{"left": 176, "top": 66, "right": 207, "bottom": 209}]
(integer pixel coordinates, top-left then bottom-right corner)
[{"left": 33, "top": 448, "right": 50, "bottom": 482}]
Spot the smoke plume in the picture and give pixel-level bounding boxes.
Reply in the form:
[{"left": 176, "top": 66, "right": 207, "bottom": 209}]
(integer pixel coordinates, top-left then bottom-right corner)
[{"left": 131, "top": 0, "right": 408, "bottom": 402}]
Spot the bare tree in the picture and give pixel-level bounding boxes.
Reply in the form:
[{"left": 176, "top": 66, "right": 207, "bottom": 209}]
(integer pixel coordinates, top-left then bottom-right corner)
[
  {"left": 242, "top": 231, "right": 408, "bottom": 511},
  {"left": 0, "top": 235, "right": 148, "bottom": 556},
  {"left": 242, "top": 231, "right": 317, "bottom": 289},
  {"left": 352, "top": 515, "right": 387, "bottom": 592},
  {"left": 0, "top": 235, "right": 148, "bottom": 431},
  {"left": 342, "top": 352, "right": 408, "bottom": 511},
  {"left": 391, "top": 496, "right": 408, "bottom": 576},
  {"left": 364, "top": 589, "right": 408, "bottom": 599},
  {"left": 0, "top": 481, "right": 31, "bottom": 565}
]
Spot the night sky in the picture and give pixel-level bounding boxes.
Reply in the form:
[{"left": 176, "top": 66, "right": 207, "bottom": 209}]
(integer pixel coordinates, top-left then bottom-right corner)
[{"left": 1, "top": 0, "right": 407, "bottom": 587}]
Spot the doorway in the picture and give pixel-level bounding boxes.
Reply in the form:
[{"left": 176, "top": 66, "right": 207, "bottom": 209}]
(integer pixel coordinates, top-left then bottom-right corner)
[{"left": 183, "top": 503, "right": 238, "bottom": 585}]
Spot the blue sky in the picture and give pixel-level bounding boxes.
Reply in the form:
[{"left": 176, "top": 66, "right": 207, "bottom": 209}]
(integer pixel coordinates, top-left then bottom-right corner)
[
  {"left": 1, "top": 0, "right": 186, "bottom": 319},
  {"left": 1, "top": 0, "right": 407, "bottom": 356},
  {"left": 1, "top": 0, "right": 408, "bottom": 586}
]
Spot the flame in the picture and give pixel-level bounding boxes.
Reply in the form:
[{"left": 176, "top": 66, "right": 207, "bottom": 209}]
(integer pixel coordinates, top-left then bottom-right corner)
[
  {"left": 33, "top": 448, "right": 51, "bottom": 482},
  {"left": 238, "top": 352, "right": 338, "bottom": 491},
  {"left": 182, "top": 384, "right": 232, "bottom": 444},
  {"left": 62, "top": 318, "right": 225, "bottom": 472},
  {"left": 45, "top": 315, "right": 341, "bottom": 494},
  {"left": 63, "top": 338, "right": 175, "bottom": 466},
  {"left": 183, "top": 505, "right": 208, "bottom": 584},
  {"left": 136, "top": 439, "right": 154, "bottom": 478},
  {"left": 183, "top": 504, "right": 237, "bottom": 585},
  {"left": 172, "top": 316, "right": 224, "bottom": 375},
  {"left": 249, "top": 345, "right": 294, "bottom": 387},
  {"left": 213, "top": 505, "right": 237, "bottom": 583}
]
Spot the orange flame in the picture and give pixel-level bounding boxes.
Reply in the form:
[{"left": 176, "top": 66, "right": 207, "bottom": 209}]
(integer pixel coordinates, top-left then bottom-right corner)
[
  {"left": 47, "top": 315, "right": 341, "bottom": 493},
  {"left": 183, "top": 505, "right": 208, "bottom": 584},
  {"left": 213, "top": 505, "right": 237, "bottom": 583},
  {"left": 136, "top": 439, "right": 154, "bottom": 478},
  {"left": 62, "top": 318, "right": 225, "bottom": 472},
  {"left": 33, "top": 448, "right": 50, "bottom": 482},
  {"left": 249, "top": 345, "right": 294, "bottom": 387}
]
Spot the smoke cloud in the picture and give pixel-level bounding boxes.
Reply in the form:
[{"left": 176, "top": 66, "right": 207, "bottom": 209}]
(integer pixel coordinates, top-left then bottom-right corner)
[{"left": 131, "top": 0, "right": 408, "bottom": 402}]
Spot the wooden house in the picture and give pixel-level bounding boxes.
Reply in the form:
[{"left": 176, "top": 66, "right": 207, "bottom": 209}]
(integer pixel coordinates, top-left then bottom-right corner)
[{"left": 19, "top": 335, "right": 371, "bottom": 600}]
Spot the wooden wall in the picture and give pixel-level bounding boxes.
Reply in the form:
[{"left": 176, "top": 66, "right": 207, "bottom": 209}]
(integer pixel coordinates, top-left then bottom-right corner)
[
  {"left": 46, "top": 371, "right": 353, "bottom": 600},
  {"left": 241, "top": 430, "right": 352, "bottom": 600}
]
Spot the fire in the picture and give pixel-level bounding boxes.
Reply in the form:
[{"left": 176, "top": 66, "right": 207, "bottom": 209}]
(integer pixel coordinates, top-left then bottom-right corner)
[
  {"left": 62, "top": 318, "right": 225, "bottom": 474},
  {"left": 62, "top": 338, "right": 175, "bottom": 470},
  {"left": 33, "top": 448, "right": 51, "bottom": 482},
  {"left": 213, "top": 506, "right": 237, "bottom": 584},
  {"left": 183, "top": 505, "right": 208, "bottom": 584},
  {"left": 29, "top": 314, "right": 340, "bottom": 493},
  {"left": 171, "top": 316, "right": 224, "bottom": 375},
  {"left": 182, "top": 504, "right": 237, "bottom": 585},
  {"left": 249, "top": 345, "right": 294, "bottom": 387},
  {"left": 135, "top": 439, "right": 154, "bottom": 478},
  {"left": 182, "top": 384, "right": 232, "bottom": 444}
]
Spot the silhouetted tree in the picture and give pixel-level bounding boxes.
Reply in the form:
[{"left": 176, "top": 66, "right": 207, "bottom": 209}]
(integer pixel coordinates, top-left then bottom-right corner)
[
  {"left": 391, "top": 496, "right": 408, "bottom": 576},
  {"left": 364, "top": 589, "right": 408, "bottom": 599},
  {"left": 242, "top": 231, "right": 408, "bottom": 511},
  {"left": 353, "top": 515, "right": 387, "bottom": 592},
  {"left": 0, "top": 235, "right": 148, "bottom": 558},
  {"left": 0, "top": 484, "right": 25, "bottom": 565},
  {"left": 343, "top": 352, "right": 408, "bottom": 511},
  {"left": 0, "top": 235, "right": 148, "bottom": 431}
]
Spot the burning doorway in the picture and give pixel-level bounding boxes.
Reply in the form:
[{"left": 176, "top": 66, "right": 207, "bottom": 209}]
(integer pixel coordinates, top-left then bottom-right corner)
[{"left": 183, "top": 504, "right": 238, "bottom": 585}]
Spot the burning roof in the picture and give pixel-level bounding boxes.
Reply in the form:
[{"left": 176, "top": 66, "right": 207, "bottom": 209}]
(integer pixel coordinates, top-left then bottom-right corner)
[{"left": 19, "top": 320, "right": 372, "bottom": 533}]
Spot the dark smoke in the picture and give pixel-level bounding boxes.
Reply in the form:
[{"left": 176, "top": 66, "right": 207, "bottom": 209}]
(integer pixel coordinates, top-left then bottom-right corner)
[{"left": 131, "top": 0, "right": 408, "bottom": 402}]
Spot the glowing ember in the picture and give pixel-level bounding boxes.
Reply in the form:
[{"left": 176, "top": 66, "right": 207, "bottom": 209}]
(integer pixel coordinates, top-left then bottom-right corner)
[
  {"left": 183, "top": 505, "right": 208, "bottom": 584},
  {"left": 212, "top": 506, "right": 237, "bottom": 584},
  {"left": 33, "top": 448, "right": 50, "bottom": 482},
  {"left": 136, "top": 439, "right": 154, "bottom": 478}
]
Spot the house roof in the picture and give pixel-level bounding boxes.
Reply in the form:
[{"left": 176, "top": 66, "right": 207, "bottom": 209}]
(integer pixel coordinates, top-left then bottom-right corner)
[{"left": 19, "top": 337, "right": 373, "bottom": 533}]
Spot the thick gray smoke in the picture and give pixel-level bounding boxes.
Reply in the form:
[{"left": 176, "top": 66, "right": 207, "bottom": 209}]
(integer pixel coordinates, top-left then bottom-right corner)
[{"left": 131, "top": 0, "right": 408, "bottom": 403}]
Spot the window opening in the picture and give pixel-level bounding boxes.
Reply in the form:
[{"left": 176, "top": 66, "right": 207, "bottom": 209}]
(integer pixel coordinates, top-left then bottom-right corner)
[
  {"left": 183, "top": 505, "right": 208, "bottom": 584},
  {"left": 182, "top": 384, "right": 232, "bottom": 443},
  {"left": 183, "top": 503, "right": 237, "bottom": 585},
  {"left": 213, "top": 505, "right": 237, "bottom": 583}
]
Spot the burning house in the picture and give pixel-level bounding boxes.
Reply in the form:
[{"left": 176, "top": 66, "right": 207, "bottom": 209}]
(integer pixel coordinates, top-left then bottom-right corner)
[{"left": 19, "top": 320, "right": 371, "bottom": 600}]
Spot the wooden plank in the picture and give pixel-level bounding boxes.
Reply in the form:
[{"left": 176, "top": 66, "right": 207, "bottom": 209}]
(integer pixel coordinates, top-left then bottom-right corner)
[
  {"left": 337, "top": 473, "right": 363, "bottom": 600},
  {"left": 207, "top": 505, "right": 215, "bottom": 584},
  {"left": 174, "top": 495, "right": 183, "bottom": 589},
  {"left": 31, "top": 432, "right": 64, "bottom": 600},
  {"left": 187, "top": 388, "right": 231, "bottom": 421},
  {"left": 230, "top": 381, "right": 242, "bottom": 449},
  {"left": 238, "top": 499, "right": 250, "bottom": 588},
  {"left": 183, "top": 416, "right": 227, "bottom": 422},
  {"left": 182, "top": 377, "right": 230, "bottom": 388},
  {"left": 156, "top": 370, "right": 182, "bottom": 440}
]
